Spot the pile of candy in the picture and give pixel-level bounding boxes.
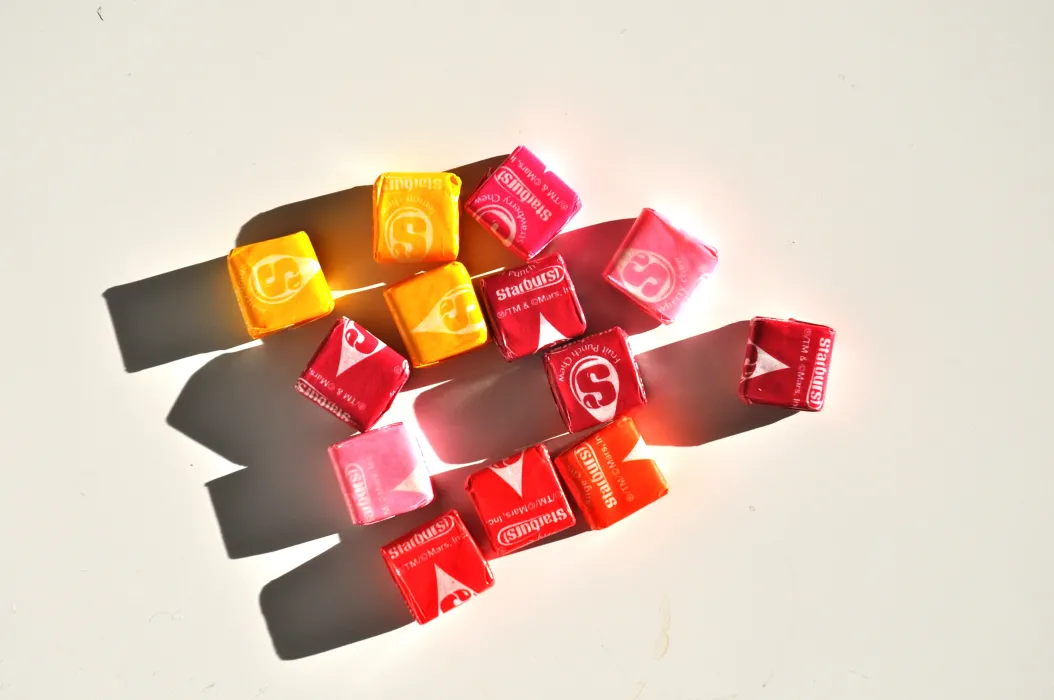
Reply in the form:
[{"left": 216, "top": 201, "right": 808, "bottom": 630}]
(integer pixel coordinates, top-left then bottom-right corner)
[{"left": 225, "top": 146, "right": 837, "bottom": 625}]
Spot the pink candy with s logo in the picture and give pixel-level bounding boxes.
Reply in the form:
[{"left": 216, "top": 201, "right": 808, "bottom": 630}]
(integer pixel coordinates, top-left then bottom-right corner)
[
  {"left": 464, "top": 146, "right": 582, "bottom": 261},
  {"left": 604, "top": 208, "right": 719, "bottom": 324}
]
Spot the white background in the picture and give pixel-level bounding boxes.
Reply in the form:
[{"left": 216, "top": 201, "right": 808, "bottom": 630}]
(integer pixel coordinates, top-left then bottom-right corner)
[{"left": 2, "top": 0, "right": 1053, "bottom": 698}]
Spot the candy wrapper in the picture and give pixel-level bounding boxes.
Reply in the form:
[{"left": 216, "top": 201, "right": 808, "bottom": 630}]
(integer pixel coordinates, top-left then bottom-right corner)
[
  {"left": 739, "top": 317, "right": 836, "bottom": 411},
  {"left": 328, "top": 423, "right": 433, "bottom": 525},
  {"left": 227, "top": 231, "right": 334, "bottom": 338},
  {"left": 554, "top": 416, "right": 668, "bottom": 530},
  {"left": 384, "top": 262, "right": 489, "bottom": 368},
  {"left": 296, "top": 317, "right": 409, "bottom": 432},
  {"left": 604, "top": 208, "right": 718, "bottom": 324},
  {"left": 374, "top": 172, "right": 461, "bottom": 263},
  {"left": 464, "top": 146, "right": 581, "bottom": 260},
  {"left": 381, "top": 510, "right": 494, "bottom": 624},
  {"left": 465, "top": 444, "right": 576, "bottom": 555},
  {"left": 543, "top": 326, "right": 647, "bottom": 433},
  {"left": 479, "top": 254, "right": 587, "bottom": 362}
]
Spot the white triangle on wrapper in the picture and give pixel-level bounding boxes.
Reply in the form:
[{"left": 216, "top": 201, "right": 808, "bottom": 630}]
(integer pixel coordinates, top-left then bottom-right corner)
[
  {"left": 337, "top": 318, "right": 384, "bottom": 376},
  {"left": 747, "top": 342, "right": 791, "bottom": 379},
  {"left": 488, "top": 454, "right": 525, "bottom": 498},
  {"left": 249, "top": 255, "right": 323, "bottom": 304},
  {"left": 535, "top": 313, "right": 570, "bottom": 352},
  {"left": 411, "top": 285, "right": 486, "bottom": 336},
  {"left": 623, "top": 435, "right": 651, "bottom": 464},
  {"left": 390, "top": 467, "right": 428, "bottom": 495},
  {"left": 435, "top": 564, "right": 475, "bottom": 616}
]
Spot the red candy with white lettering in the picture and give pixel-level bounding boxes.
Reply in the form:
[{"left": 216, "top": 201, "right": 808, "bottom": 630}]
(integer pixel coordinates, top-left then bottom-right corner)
[
  {"left": 465, "top": 444, "right": 576, "bottom": 556},
  {"left": 464, "top": 146, "right": 582, "bottom": 260},
  {"left": 604, "top": 208, "right": 719, "bottom": 324},
  {"left": 479, "top": 254, "right": 587, "bottom": 362},
  {"left": 543, "top": 326, "right": 647, "bottom": 433},
  {"left": 381, "top": 510, "right": 494, "bottom": 625},
  {"left": 295, "top": 317, "right": 410, "bottom": 432},
  {"left": 739, "top": 317, "right": 836, "bottom": 411}
]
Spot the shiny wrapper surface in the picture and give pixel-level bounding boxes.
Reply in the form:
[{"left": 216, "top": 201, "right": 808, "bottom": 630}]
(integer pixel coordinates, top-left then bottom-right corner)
[
  {"left": 479, "top": 254, "right": 586, "bottom": 362},
  {"left": 554, "top": 416, "right": 668, "bottom": 530},
  {"left": 465, "top": 444, "right": 576, "bottom": 555},
  {"left": 381, "top": 510, "right": 494, "bottom": 624},
  {"left": 739, "top": 317, "right": 836, "bottom": 411},
  {"left": 373, "top": 172, "right": 461, "bottom": 263},
  {"left": 603, "top": 208, "right": 718, "bottom": 324},
  {"left": 227, "top": 231, "right": 334, "bottom": 338},
  {"left": 328, "top": 423, "right": 433, "bottom": 526},
  {"left": 296, "top": 317, "right": 409, "bottom": 432},
  {"left": 464, "top": 146, "right": 581, "bottom": 260},
  {"left": 384, "top": 262, "right": 488, "bottom": 368},
  {"left": 543, "top": 326, "right": 646, "bottom": 433}
]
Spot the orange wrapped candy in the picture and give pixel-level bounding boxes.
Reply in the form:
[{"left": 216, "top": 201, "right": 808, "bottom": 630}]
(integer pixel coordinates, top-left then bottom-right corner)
[
  {"left": 227, "top": 231, "right": 334, "bottom": 339},
  {"left": 384, "top": 262, "right": 488, "bottom": 368},
  {"left": 554, "top": 416, "right": 668, "bottom": 530},
  {"left": 373, "top": 172, "right": 462, "bottom": 263}
]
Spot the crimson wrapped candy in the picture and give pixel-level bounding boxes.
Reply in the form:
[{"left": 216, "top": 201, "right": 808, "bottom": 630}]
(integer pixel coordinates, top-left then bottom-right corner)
[
  {"left": 381, "top": 511, "right": 494, "bottom": 624},
  {"left": 479, "top": 254, "right": 587, "bottom": 362},
  {"left": 296, "top": 317, "right": 409, "bottom": 431},
  {"left": 543, "top": 326, "right": 646, "bottom": 433},
  {"left": 739, "top": 317, "right": 836, "bottom": 411}
]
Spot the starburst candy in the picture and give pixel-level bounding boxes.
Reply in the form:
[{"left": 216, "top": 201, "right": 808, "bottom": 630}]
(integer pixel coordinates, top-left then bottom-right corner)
[
  {"left": 227, "top": 231, "right": 334, "bottom": 338},
  {"left": 554, "top": 416, "right": 668, "bottom": 530},
  {"left": 384, "top": 262, "right": 488, "bottom": 368},
  {"left": 739, "top": 317, "right": 836, "bottom": 411},
  {"left": 381, "top": 510, "right": 494, "bottom": 624},
  {"left": 374, "top": 172, "right": 461, "bottom": 263}
]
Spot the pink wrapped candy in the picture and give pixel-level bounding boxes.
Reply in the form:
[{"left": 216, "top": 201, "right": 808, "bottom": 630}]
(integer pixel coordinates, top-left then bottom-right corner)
[
  {"left": 296, "top": 317, "right": 410, "bottom": 432},
  {"left": 464, "top": 146, "right": 581, "bottom": 261},
  {"left": 328, "top": 423, "right": 434, "bottom": 525},
  {"left": 604, "top": 208, "right": 719, "bottom": 324}
]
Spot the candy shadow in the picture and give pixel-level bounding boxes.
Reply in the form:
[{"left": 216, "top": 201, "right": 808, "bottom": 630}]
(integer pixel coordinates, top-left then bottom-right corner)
[
  {"left": 414, "top": 321, "right": 794, "bottom": 466},
  {"left": 260, "top": 434, "right": 592, "bottom": 659},
  {"left": 104, "top": 155, "right": 513, "bottom": 373}
]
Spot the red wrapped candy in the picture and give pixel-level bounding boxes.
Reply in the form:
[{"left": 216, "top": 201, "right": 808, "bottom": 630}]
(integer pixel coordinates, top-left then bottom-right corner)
[
  {"left": 543, "top": 326, "right": 647, "bottom": 433},
  {"left": 603, "top": 208, "right": 719, "bottom": 324},
  {"left": 464, "top": 146, "right": 582, "bottom": 260},
  {"left": 479, "top": 254, "right": 587, "bottom": 362},
  {"left": 465, "top": 444, "right": 576, "bottom": 555},
  {"left": 295, "top": 317, "right": 410, "bottom": 432},
  {"left": 739, "top": 317, "right": 836, "bottom": 411},
  {"left": 381, "top": 510, "right": 494, "bottom": 624}
]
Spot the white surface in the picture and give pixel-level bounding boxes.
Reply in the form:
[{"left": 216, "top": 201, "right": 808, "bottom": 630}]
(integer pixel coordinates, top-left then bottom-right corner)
[{"left": 2, "top": 0, "right": 1053, "bottom": 698}]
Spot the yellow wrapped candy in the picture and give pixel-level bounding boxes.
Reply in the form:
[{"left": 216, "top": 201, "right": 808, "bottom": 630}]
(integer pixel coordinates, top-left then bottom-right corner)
[
  {"left": 373, "top": 172, "right": 462, "bottom": 263},
  {"left": 384, "top": 262, "right": 488, "bottom": 367},
  {"left": 227, "top": 231, "right": 334, "bottom": 339}
]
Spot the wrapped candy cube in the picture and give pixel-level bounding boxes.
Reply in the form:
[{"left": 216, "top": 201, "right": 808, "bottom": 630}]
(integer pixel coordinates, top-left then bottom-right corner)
[
  {"left": 328, "top": 423, "right": 433, "bottom": 525},
  {"left": 384, "top": 262, "right": 488, "bottom": 368},
  {"left": 381, "top": 510, "right": 494, "bottom": 624},
  {"left": 603, "top": 208, "right": 719, "bottom": 324},
  {"left": 227, "top": 231, "right": 334, "bottom": 338},
  {"left": 739, "top": 317, "right": 836, "bottom": 411},
  {"left": 478, "top": 254, "right": 587, "bottom": 362},
  {"left": 465, "top": 444, "right": 576, "bottom": 555},
  {"left": 554, "top": 416, "right": 668, "bottom": 530},
  {"left": 295, "top": 317, "right": 410, "bottom": 432},
  {"left": 373, "top": 172, "right": 462, "bottom": 263},
  {"left": 543, "top": 326, "right": 646, "bottom": 433},
  {"left": 464, "top": 146, "right": 581, "bottom": 260}
]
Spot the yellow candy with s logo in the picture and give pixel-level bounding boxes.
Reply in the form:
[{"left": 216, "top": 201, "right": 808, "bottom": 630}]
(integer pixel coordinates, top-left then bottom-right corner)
[
  {"left": 384, "top": 262, "right": 488, "bottom": 367},
  {"left": 228, "top": 231, "right": 335, "bottom": 339},
  {"left": 373, "top": 172, "right": 462, "bottom": 263}
]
